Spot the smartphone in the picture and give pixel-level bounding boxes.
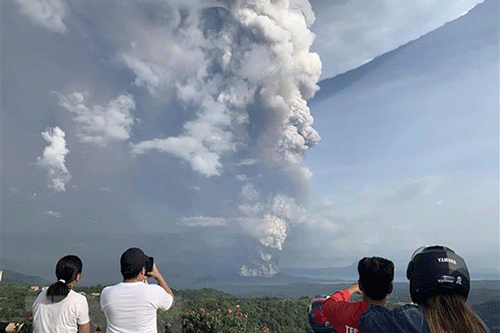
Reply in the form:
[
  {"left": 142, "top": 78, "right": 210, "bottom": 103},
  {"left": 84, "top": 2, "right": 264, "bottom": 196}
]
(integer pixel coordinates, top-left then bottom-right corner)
[{"left": 146, "top": 256, "right": 154, "bottom": 273}]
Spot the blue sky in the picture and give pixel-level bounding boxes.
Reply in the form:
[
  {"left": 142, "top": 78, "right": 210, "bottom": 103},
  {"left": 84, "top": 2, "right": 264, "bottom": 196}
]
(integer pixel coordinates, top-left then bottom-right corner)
[
  {"left": 291, "top": 0, "right": 499, "bottom": 271},
  {"left": 1, "top": 0, "right": 498, "bottom": 284}
]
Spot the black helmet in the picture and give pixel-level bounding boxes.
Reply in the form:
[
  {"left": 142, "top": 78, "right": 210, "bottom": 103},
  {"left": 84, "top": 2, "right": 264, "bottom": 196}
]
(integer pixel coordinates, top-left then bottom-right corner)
[{"left": 406, "top": 245, "right": 470, "bottom": 304}]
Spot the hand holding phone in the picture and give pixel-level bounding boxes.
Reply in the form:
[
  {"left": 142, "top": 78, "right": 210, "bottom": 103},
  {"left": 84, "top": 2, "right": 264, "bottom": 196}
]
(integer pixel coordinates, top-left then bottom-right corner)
[{"left": 147, "top": 263, "right": 162, "bottom": 281}]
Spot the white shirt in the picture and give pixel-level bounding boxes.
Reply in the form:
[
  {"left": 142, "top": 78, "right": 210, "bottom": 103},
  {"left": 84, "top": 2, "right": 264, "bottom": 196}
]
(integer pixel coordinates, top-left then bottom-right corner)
[
  {"left": 100, "top": 282, "right": 174, "bottom": 333},
  {"left": 32, "top": 289, "right": 90, "bottom": 333}
]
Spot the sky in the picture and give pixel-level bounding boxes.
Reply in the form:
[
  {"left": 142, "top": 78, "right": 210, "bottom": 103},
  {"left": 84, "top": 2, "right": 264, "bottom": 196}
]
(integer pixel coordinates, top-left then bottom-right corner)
[{"left": 1, "top": 0, "right": 498, "bottom": 285}]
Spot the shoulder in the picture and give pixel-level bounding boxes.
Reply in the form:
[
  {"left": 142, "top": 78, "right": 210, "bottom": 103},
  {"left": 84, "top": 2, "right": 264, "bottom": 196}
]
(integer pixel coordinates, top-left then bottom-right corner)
[
  {"left": 362, "top": 303, "right": 422, "bottom": 318},
  {"left": 147, "top": 283, "right": 170, "bottom": 297},
  {"left": 147, "top": 283, "right": 165, "bottom": 291},
  {"left": 68, "top": 290, "right": 88, "bottom": 304},
  {"left": 100, "top": 284, "right": 120, "bottom": 301},
  {"left": 101, "top": 283, "right": 121, "bottom": 294},
  {"left": 148, "top": 284, "right": 173, "bottom": 310},
  {"left": 321, "top": 298, "right": 369, "bottom": 321},
  {"left": 36, "top": 289, "right": 48, "bottom": 299},
  {"left": 33, "top": 289, "right": 48, "bottom": 305},
  {"left": 359, "top": 304, "right": 426, "bottom": 331}
]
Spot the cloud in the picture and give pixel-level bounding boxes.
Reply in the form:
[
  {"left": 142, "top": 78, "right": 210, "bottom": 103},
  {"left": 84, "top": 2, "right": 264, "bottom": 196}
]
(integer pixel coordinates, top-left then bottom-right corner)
[
  {"left": 177, "top": 216, "right": 229, "bottom": 227},
  {"left": 239, "top": 183, "right": 260, "bottom": 202},
  {"left": 119, "top": 54, "right": 161, "bottom": 95},
  {"left": 14, "top": 0, "right": 68, "bottom": 34},
  {"left": 237, "top": 159, "right": 258, "bottom": 166},
  {"left": 310, "top": 0, "right": 483, "bottom": 78},
  {"left": 35, "top": 126, "right": 71, "bottom": 192},
  {"left": 131, "top": 95, "right": 235, "bottom": 176},
  {"left": 45, "top": 210, "right": 62, "bottom": 218},
  {"left": 131, "top": 136, "right": 225, "bottom": 177},
  {"left": 386, "top": 176, "right": 446, "bottom": 203},
  {"left": 55, "top": 92, "right": 136, "bottom": 147},
  {"left": 287, "top": 176, "right": 449, "bottom": 264}
]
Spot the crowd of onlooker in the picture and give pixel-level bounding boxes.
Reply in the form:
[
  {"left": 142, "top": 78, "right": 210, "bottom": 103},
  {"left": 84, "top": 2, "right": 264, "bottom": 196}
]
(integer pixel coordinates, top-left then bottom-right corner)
[{"left": 16, "top": 245, "right": 491, "bottom": 333}]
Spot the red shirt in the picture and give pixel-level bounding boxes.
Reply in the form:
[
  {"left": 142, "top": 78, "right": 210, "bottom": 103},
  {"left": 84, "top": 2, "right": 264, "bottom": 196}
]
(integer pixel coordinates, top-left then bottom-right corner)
[{"left": 321, "top": 289, "right": 370, "bottom": 333}]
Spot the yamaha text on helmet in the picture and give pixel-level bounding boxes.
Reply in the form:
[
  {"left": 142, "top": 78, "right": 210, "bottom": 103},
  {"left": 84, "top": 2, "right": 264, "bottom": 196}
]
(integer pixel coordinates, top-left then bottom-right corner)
[{"left": 406, "top": 245, "right": 470, "bottom": 305}]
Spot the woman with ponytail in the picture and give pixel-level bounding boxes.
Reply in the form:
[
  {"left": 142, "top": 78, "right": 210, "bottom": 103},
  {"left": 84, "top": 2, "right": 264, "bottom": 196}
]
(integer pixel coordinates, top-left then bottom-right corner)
[{"left": 32, "top": 255, "right": 90, "bottom": 333}]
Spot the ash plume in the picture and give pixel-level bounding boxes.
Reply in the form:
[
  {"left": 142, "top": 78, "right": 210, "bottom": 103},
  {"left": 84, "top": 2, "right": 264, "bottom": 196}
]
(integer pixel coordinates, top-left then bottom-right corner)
[{"left": 123, "top": 0, "right": 321, "bottom": 276}]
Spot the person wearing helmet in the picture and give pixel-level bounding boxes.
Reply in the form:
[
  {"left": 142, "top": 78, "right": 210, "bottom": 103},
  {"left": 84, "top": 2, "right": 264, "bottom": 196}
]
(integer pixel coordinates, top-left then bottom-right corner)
[
  {"left": 359, "top": 245, "right": 490, "bottom": 333},
  {"left": 308, "top": 257, "right": 394, "bottom": 333}
]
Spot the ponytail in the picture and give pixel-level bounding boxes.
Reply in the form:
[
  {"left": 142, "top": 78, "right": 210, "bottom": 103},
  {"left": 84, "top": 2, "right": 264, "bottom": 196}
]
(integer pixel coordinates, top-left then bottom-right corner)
[{"left": 46, "top": 255, "right": 82, "bottom": 303}]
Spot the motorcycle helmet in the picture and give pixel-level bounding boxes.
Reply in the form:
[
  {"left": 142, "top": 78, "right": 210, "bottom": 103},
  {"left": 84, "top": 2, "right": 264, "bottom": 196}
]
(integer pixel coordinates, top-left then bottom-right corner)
[{"left": 406, "top": 245, "right": 470, "bottom": 305}]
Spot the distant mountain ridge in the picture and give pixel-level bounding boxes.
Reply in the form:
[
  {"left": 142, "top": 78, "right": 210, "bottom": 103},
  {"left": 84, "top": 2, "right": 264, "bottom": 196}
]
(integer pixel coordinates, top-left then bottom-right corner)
[
  {"left": 190, "top": 271, "right": 345, "bottom": 287},
  {"left": 281, "top": 264, "right": 499, "bottom": 282},
  {"left": 281, "top": 263, "right": 358, "bottom": 280},
  {"left": 0, "top": 269, "right": 51, "bottom": 286}
]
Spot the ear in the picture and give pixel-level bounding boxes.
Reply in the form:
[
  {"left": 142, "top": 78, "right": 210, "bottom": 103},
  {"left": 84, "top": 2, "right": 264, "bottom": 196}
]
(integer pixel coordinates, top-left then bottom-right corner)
[
  {"left": 358, "top": 281, "right": 364, "bottom": 293},
  {"left": 387, "top": 282, "right": 393, "bottom": 295},
  {"left": 76, "top": 272, "right": 82, "bottom": 283},
  {"left": 141, "top": 267, "right": 146, "bottom": 276}
]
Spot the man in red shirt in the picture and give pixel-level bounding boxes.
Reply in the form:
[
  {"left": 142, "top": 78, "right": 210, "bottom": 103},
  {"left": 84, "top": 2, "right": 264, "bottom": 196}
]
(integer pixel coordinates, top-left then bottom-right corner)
[{"left": 309, "top": 257, "right": 394, "bottom": 333}]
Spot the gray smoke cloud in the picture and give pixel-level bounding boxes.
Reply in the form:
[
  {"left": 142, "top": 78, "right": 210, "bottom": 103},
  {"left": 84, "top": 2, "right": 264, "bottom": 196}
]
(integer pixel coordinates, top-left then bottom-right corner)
[
  {"left": 13, "top": 0, "right": 69, "bottom": 34},
  {"left": 124, "top": 0, "right": 321, "bottom": 276}
]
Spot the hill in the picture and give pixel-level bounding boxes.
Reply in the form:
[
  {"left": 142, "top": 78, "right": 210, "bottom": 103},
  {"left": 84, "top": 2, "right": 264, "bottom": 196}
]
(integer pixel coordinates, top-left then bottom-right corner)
[
  {"left": 0, "top": 269, "right": 50, "bottom": 286},
  {"left": 473, "top": 299, "right": 500, "bottom": 333}
]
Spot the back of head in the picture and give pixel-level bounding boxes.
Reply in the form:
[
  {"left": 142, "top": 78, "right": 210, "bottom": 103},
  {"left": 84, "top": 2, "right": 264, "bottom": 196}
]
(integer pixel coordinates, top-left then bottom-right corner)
[
  {"left": 406, "top": 245, "right": 470, "bottom": 305},
  {"left": 358, "top": 257, "right": 394, "bottom": 300},
  {"left": 120, "top": 247, "right": 153, "bottom": 280},
  {"left": 46, "top": 255, "right": 83, "bottom": 302},
  {"left": 407, "top": 245, "right": 486, "bottom": 333}
]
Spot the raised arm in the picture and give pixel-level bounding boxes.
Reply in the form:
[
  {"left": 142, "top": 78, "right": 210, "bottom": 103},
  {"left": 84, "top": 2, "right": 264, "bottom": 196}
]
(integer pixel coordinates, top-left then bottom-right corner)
[{"left": 148, "top": 264, "right": 174, "bottom": 297}]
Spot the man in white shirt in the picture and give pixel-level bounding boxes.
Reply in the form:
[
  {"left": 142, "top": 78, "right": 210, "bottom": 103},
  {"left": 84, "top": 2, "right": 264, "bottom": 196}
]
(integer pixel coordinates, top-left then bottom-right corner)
[{"left": 100, "top": 247, "right": 175, "bottom": 333}]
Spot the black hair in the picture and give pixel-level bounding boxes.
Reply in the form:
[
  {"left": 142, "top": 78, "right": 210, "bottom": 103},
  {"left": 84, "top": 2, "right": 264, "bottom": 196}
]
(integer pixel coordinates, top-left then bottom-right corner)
[
  {"left": 358, "top": 257, "right": 394, "bottom": 300},
  {"left": 46, "top": 255, "right": 82, "bottom": 303},
  {"left": 121, "top": 267, "right": 143, "bottom": 280}
]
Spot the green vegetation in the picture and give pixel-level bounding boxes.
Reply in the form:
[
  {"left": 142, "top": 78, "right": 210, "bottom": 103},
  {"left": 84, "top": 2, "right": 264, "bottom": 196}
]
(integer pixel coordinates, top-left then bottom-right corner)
[
  {"left": 173, "top": 293, "right": 314, "bottom": 333},
  {"left": 1, "top": 283, "right": 498, "bottom": 332},
  {"left": 0, "top": 285, "right": 33, "bottom": 321}
]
